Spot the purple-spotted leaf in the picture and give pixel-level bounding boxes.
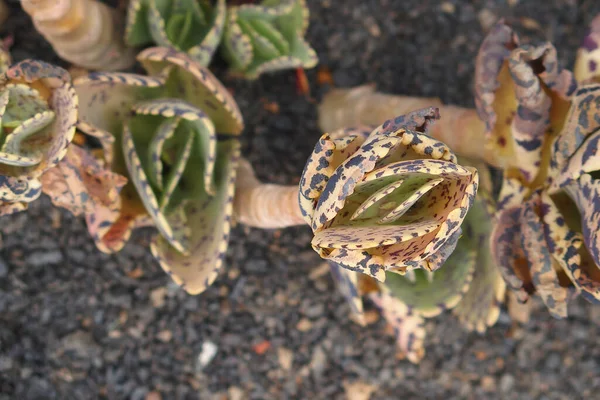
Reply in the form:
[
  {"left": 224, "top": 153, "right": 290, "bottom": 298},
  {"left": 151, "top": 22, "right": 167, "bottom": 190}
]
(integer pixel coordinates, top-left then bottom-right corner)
[
  {"left": 0, "top": 59, "right": 77, "bottom": 210},
  {"left": 300, "top": 109, "right": 478, "bottom": 281},
  {"left": 221, "top": 0, "right": 317, "bottom": 79},
  {"left": 574, "top": 14, "right": 600, "bottom": 84},
  {"left": 41, "top": 145, "right": 127, "bottom": 247},
  {"left": 474, "top": 21, "right": 576, "bottom": 183},
  {"left": 370, "top": 291, "right": 426, "bottom": 364}
]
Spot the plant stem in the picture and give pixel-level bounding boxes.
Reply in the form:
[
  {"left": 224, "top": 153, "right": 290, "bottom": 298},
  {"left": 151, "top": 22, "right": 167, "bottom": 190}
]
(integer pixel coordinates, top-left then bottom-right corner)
[
  {"left": 234, "top": 159, "right": 306, "bottom": 229},
  {"left": 20, "top": 0, "right": 135, "bottom": 70},
  {"left": 318, "top": 85, "right": 502, "bottom": 167}
]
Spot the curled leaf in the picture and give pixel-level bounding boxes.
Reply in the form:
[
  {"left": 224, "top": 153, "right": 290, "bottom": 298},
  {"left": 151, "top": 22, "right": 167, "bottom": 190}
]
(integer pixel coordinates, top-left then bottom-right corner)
[
  {"left": 221, "top": 0, "right": 318, "bottom": 79},
  {"left": 299, "top": 108, "right": 478, "bottom": 281},
  {"left": 126, "top": 0, "right": 227, "bottom": 66}
]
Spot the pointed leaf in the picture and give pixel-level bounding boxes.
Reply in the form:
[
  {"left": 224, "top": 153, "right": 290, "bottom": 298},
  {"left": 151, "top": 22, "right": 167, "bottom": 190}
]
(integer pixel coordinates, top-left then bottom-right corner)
[{"left": 150, "top": 140, "right": 240, "bottom": 295}]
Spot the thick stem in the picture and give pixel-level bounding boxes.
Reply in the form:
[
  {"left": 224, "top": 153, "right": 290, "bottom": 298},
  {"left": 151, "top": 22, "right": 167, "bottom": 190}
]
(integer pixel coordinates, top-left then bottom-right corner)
[
  {"left": 318, "top": 85, "right": 501, "bottom": 167},
  {"left": 20, "top": 0, "right": 135, "bottom": 70},
  {"left": 233, "top": 159, "right": 306, "bottom": 229}
]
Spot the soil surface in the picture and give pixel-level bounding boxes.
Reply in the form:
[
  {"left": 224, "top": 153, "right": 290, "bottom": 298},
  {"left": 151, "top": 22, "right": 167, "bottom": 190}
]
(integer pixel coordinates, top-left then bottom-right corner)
[{"left": 1, "top": 0, "right": 600, "bottom": 399}]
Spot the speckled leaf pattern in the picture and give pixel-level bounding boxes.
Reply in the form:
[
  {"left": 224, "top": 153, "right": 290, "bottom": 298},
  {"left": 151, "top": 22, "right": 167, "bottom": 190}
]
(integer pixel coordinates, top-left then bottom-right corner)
[
  {"left": 299, "top": 108, "right": 478, "bottom": 282},
  {"left": 0, "top": 59, "right": 77, "bottom": 208},
  {"left": 74, "top": 48, "right": 244, "bottom": 295},
  {"left": 151, "top": 140, "right": 240, "bottom": 295},
  {"left": 138, "top": 47, "right": 243, "bottom": 135},
  {"left": 383, "top": 230, "right": 476, "bottom": 318},
  {"left": 125, "top": 0, "right": 227, "bottom": 66},
  {"left": 370, "top": 291, "right": 426, "bottom": 364},
  {"left": 221, "top": 0, "right": 317, "bottom": 79},
  {"left": 41, "top": 146, "right": 127, "bottom": 248},
  {"left": 574, "top": 14, "right": 600, "bottom": 84},
  {"left": 328, "top": 262, "right": 366, "bottom": 325},
  {"left": 452, "top": 192, "right": 505, "bottom": 333},
  {"left": 474, "top": 21, "right": 577, "bottom": 182}
]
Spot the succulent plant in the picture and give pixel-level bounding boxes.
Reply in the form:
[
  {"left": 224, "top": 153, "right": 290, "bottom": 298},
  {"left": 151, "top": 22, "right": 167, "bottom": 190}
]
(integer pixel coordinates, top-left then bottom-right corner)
[
  {"left": 476, "top": 21, "right": 600, "bottom": 317},
  {"left": 330, "top": 174, "right": 505, "bottom": 363},
  {"left": 221, "top": 0, "right": 318, "bottom": 79},
  {"left": 41, "top": 145, "right": 128, "bottom": 244},
  {"left": 299, "top": 108, "right": 479, "bottom": 282},
  {"left": 125, "top": 0, "right": 226, "bottom": 66},
  {"left": 574, "top": 14, "right": 600, "bottom": 84},
  {"left": 73, "top": 47, "right": 244, "bottom": 294},
  {"left": 0, "top": 57, "right": 77, "bottom": 216},
  {"left": 21, "top": 0, "right": 135, "bottom": 70}
]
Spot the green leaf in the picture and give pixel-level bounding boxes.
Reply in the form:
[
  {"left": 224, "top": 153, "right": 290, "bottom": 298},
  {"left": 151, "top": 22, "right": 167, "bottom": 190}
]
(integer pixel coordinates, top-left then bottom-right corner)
[
  {"left": 150, "top": 140, "right": 240, "bottom": 295},
  {"left": 384, "top": 231, "right": 477, "bottom": 318}
]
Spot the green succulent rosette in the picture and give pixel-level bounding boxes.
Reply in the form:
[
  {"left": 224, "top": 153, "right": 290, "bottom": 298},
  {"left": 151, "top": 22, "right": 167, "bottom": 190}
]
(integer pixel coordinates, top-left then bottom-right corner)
[
  {"left": 221, "top": 0, "right": 318, "bottom": 79},
  {"left": 125, "top": 0, "right": 227, "bottom": 66},
  {"left": 74, "top": 47, "right": 244, "bottom": 295},
  {"left": 0, "top": 55, "right": 77, "bottom": 217}
]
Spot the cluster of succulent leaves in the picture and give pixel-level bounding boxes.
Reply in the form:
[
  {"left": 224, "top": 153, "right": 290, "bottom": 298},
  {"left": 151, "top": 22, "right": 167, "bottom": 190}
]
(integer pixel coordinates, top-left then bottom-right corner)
[
  {"left": 61, "top": 47, "right": 244, "bottom": 295},
  {"left": 125, "top": 0, "right": 318, "bottom": 79},
  {"left": 474, "top": 20, "right": 600, "bottom": 318},
  {"left": 299, "top": 107, "right": 507, "bottom": 362},
  {"left": 0, "top": 48, "right": 77, "bottom": 217}
]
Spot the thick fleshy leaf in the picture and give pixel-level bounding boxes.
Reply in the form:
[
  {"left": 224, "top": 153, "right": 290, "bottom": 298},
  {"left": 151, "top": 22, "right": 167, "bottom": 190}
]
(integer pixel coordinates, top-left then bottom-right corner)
[
  {"left": 574, "top": 14, "right": 600, "bottom": 84},
  {"left": 74, "top": 72, "right": 165, "bottom": 137},
  {"left": 138, "top": 47, "right": 244, "bottom": 134},
  {"left": 125, "top": 0, "right": 153, "bottom": 47},
  {"left": 150, "top": 140, "right": 240, "bottom": 295},
  {"left": 41, "top": 146, "right": 127, "bottom": 245},
  {"left": 384, "top": 231, "right": 476, "bottom": 318},
  {"left": 221, "top": 0, "right": 317, "bottom": 79},
  {"left": 453, "top": 193, "right": 506, "bottom": 332},
  {"left": 474, "top": 21, "right": 577, "bottom": 181},
  {"left": 328, "top": 262, "right": 366, "bottom": 325},
  {"left": 521, "top": 197, "right": 569, "bottom": 318},
  {"left": 0, "top": 175, "right": 42, "bottom": 203},
  {"left": 122, "top": 120, "right": 187, "bottom": 254},
  {"left": 551, "top": 85, "right": 600, "bottom": 177},
  {"left": 188, "top": 0, "right": 227, "bottom": 66},
  {"left": 131, "top": 98, "right": 218, "bottom": 196},
  {"left": 1, "top": 60, "right": 77, "bottom": 179},
  {"left": 298, "top": 128, "right": 371, "bottom": 225},
  {"left": 0, "top": 201, "right": 27, "bottom": 216},
  {"left": 370, "top": 291, "right": 426, "bottom": 364},
  {"left": 540, "top": 191, "right": 600, "bottom": 304}
]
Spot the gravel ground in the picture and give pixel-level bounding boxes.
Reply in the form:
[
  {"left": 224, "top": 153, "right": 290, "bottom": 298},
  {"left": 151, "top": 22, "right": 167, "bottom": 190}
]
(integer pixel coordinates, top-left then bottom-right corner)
[{"left": 1, "top": 0, "right": 600, "bottom": 399}]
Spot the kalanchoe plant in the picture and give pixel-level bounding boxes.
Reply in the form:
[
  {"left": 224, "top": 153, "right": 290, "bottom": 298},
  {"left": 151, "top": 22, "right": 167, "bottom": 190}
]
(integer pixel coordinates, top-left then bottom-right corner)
[
  {"left": 125, "top": 0, "right": 227, "bottom": 66},
  {"left": 0, "top": 52, "right": 77, "bottom": 216},
  {"left": 475, "top": 21, "right": 600, "bottom": 317},
  {"left": 574, "top": 14, "right": 600, "bottom": 84},
  {"left": 72, "top": 47, "right": 244, "bottom": 294},
  {"left": 221, "top": 0, "right": 318, "bottom": 79},
  {"left": 330, "top": 166, "right": 505, "bottom": 363},
  {"left": 298, "top": 108, "right": 479, "bottom": 282}
]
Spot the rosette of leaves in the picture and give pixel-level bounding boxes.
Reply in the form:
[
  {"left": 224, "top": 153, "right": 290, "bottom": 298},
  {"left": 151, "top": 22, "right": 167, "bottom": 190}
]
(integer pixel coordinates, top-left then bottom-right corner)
[
  {"left": 574, "top": 14, "right": 600, "bottom": 84},
  {"left": 125, "top": 0, "right": 227, "bottom": 66},
  {"left": 73, "top": 47, "right": 244, "bottom": 294},
  {"left": 476, "top": 21, "right": 600, "bottom": 317},
  {"left": 221, "top": 0, "right": 318, "bottom": 79},
  {"left": 0, "top": 56, "right": 77, "bottom": 216},
  {"left": 329, "top": 176, "right": 506, "bottom": 363},
  {"left": 299, "top": 108, "right": 479, "bottom": 282}
]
